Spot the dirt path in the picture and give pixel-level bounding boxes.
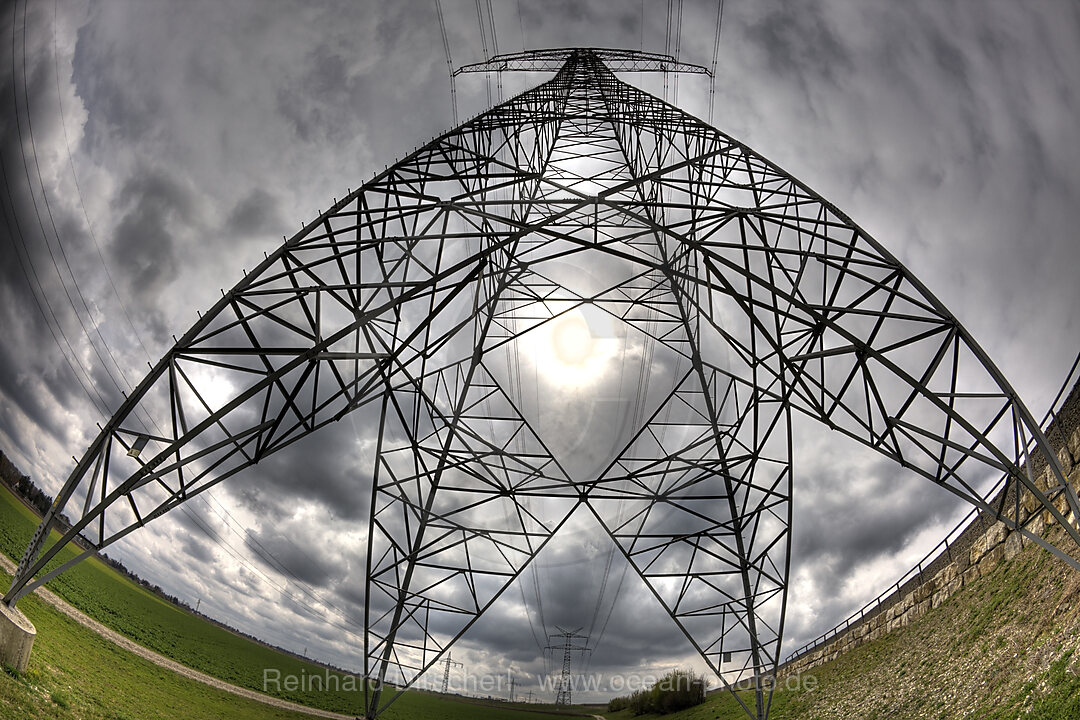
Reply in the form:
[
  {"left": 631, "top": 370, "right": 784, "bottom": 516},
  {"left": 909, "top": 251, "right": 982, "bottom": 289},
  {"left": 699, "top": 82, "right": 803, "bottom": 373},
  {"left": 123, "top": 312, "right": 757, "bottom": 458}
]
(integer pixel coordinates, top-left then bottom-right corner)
[{"left": 0, "top": 554, "right": 352, "bottom": 719}]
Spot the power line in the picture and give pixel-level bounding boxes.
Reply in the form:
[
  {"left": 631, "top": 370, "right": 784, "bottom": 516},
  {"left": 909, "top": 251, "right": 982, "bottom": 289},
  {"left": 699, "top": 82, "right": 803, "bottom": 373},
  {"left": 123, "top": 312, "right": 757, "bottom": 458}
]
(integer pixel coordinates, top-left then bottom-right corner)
[
  {"left": 473, "top": 0, "right": 492, "bottom": 106},
  {"left": 672, "top": 0, "right": 684, "bottom": 106},
  {"left": 13, "top": 0, "right": 161, "bottom": 441},
  {"left": 178, "top": 503, "right": 363, "bottom": 640},
  {"left": 15, "top": 0, "right": 168, "bottom": 442},
  {"left": 11, "top": 4, "right": 474, "bottom": 690},
  {"left": 5, "top": 2, "right": 110, "bottom": 417},
  {"left": 640, "top": 0, "right": 645, "bottom": 51},
  {"left": 51, "top": 0, "right": 154, "bottom": 366},
  {"left": 661, "top": 0, "right": 684, "bottom": 105},
  {"left": 584, "top": 532, "right": 616, "bottom": 659},
  {"left": 529, "top": 536, "right": 549, "bottom": 674},
  {"left": 709, "top": 0, "right": 726, "bottom": 124},
  {"left": 516, "top": 0, "right": 526, "bottom": 51},
  {"left": 16, "top": 0, "right": 133, "bottom": 402},
  {"left": 587, "top": 560, "right": 629, "bottom": 671},
  {"left": 434, "top": 0, "right": 459, "bottom": 126},
  {"left": 663, "top": 0, "right": 672, "bottom": 101},
  {"left": 0, "top": 153, "right": 110, "bottom": 416},
  {"left": 485, "top": 0, "right": 502, "bottom": 103}
]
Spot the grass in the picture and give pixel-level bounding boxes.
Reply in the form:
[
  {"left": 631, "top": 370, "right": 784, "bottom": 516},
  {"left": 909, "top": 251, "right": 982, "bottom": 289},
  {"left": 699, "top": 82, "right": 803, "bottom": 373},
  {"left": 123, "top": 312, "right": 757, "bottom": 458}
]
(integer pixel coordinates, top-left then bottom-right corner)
[
  {"left": 1025, "top": 650, "right": 1080, "bottom": 720},
  {"left": 603, "top": 521, "right": 1080, "bottom": 720},
  {"left": 0, "top": 484, "right": 580, "bottom": 720},
  {"left": 0, "top": 565, "right": 333, "bottom": 720}
]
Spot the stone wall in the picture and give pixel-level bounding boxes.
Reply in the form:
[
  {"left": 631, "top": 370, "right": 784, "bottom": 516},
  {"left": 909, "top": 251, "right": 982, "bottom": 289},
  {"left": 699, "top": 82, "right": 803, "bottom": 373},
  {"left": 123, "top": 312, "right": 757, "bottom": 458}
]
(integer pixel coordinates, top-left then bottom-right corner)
[{"left": 778, "top": 381, "right": 1080, "bottom": 678}]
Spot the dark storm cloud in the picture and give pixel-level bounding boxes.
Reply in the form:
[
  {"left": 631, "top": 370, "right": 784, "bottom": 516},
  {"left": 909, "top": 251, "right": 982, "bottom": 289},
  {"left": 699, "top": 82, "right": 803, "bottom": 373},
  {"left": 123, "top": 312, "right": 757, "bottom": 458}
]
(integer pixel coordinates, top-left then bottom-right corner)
[
  {"left": 0, "top": 177, "right": 88, "bottom": 440},
  {"left": 0, "top": 194, "right": 114, "bottom": 428},
  {"left": 461, "top": 519, "right": 703, "bottom": 675},
  {"left": 519, "top": 0, "right": 638, "bottom": 35},
  {"left": 85, "top": 355, "right": 125, "bottom": 408},
  {"left": 335, "top": 573, "right": 367, "bottom": 608},
  {"left": 225, "top": 188, "right": 286, "bottom": 239},
  {"left": 275, "top": 47, "right": 348, "bottom": 145},
  {"left": 243, "top": 525, "right": 341, "bottom": 588},
  {"left": 169, "top": 499, "right": 227, "bottom": 542},
  {"left": 0, "top": 345, "right": 71, "bottom": 441},
  {"left": 793, "top": 454, "right": 949, "bottom": 561},
  {"left": 228, "top": 420, "right": 375, "bottom": 523},
  {"left": 108, "top": 167, "right": 190, "bottom": 301},
  {"left": 515, "top": 0, "right": 642, "bottom": 56},
  {"left": 73, "top": 48, "right": 161, "bottom": 147},
  {"left": 207, "top": 559, "right": 268, "bottom": 600},
  {"left": 180, "top": 529, "right": 216, "bottom": 565},
  {"left": 70, "top": 3, "right": 164, "bottom": 148},
  {"left": 744, "top": 3, "right": 851, "bottom": 87}
]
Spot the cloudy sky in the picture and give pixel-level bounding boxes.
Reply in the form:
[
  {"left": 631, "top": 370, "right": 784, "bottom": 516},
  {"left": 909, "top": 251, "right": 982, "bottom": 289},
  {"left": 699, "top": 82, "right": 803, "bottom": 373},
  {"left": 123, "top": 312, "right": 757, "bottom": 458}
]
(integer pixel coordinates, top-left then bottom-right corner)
[{"left": 2, "top": 0, "right": 1079, "bottom": 704}]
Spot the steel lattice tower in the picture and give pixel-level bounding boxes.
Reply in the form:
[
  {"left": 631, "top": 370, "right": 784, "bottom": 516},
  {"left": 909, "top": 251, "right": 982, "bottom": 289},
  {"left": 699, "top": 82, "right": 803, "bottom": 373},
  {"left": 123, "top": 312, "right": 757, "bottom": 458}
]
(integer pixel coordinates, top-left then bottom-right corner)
[
  {"left": 545, "top": 626, "right": 589, "bottom": 705},
  {"left": 5, "top": 48, "right": 1080, "bottom": 720},
  {"left": 440, "top": 653, "right": 462, "bottom": 695}
]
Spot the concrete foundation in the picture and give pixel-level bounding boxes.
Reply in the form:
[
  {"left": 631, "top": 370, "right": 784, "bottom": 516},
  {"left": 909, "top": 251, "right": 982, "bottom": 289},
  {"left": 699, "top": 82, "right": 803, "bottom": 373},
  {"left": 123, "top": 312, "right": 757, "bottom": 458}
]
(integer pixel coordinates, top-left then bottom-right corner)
[{"left": 0, "top": 600, "right": 35, "bottom": 673}]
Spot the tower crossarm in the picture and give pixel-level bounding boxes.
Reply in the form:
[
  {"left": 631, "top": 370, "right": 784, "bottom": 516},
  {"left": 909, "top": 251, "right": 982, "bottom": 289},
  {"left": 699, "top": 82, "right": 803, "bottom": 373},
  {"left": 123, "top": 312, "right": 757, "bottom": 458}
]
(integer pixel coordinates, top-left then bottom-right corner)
[{"left": 455, "top": 47, "right": 710, "bottom": 76}]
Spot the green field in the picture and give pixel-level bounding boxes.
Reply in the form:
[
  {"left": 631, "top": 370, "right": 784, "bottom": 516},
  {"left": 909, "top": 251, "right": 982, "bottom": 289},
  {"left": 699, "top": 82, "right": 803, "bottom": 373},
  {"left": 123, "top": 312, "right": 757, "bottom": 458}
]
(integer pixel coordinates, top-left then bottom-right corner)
[
  {"left": 0, "top": 564, "right": 331, "bottom": 720},
  {"left": 0, "top": 483, "right": 585, "bottom": 719}
]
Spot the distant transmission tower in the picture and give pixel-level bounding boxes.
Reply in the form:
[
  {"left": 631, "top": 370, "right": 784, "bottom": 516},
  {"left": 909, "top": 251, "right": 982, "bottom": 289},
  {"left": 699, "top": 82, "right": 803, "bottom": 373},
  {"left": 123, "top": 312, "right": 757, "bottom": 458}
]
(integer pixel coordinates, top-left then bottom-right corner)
[
  {"left": 6, "top": 48, "right": 1080, "bottom": 720},
  {"left": 546, "top": 626, "right": 589, "bottom": 705},
  {"left": 440, "top": 653, "right": 463, "bottom": 694}
]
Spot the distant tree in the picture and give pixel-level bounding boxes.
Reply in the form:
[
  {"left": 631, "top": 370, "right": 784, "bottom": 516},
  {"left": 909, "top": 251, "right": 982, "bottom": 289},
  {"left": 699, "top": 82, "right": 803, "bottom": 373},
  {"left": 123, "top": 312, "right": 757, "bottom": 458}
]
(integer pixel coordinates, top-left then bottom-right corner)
[
  {"left": 608, "top": 669, "right": 706, "bottom": 716},
  {"left": 0, "top": 450, "right": 54, "bottom": 517}
]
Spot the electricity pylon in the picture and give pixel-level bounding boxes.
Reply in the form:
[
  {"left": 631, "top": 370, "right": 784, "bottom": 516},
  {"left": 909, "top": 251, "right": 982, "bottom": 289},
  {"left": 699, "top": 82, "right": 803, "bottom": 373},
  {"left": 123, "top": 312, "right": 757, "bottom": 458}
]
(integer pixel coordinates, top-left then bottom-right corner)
[
  {"left": 5, "top": 48, "right": 1080, "bottom": 720},
  {"left": 440, "top": 653, "right": 462, "bottom": 694},
  {"left": 545, "top": 626, "right": 589, "bottom": 706}
]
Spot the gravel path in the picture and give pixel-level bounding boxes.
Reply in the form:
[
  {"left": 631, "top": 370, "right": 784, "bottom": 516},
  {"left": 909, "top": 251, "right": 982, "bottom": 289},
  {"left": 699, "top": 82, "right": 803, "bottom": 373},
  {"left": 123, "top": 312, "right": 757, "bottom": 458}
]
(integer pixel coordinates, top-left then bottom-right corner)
[{"left": 0, "top": 554, "right": 353, "bottom": 719}]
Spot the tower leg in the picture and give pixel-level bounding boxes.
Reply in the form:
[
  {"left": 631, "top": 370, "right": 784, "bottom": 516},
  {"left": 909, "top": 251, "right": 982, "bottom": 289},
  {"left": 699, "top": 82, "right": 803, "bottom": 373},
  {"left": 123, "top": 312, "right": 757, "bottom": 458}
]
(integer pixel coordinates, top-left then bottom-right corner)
[{"left": 0, "top": 600, "right": 35, "bottom": 673}]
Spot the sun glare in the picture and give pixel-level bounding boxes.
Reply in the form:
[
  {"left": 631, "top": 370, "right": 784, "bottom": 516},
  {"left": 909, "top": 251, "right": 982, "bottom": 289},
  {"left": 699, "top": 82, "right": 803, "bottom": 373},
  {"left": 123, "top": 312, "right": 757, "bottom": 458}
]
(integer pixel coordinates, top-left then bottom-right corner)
[
  {"left": 522, "top": 306, "right": 617, "bottom": 389},
  {"left": 552, "top": 314, "right": 593, "bottom": 365}
]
